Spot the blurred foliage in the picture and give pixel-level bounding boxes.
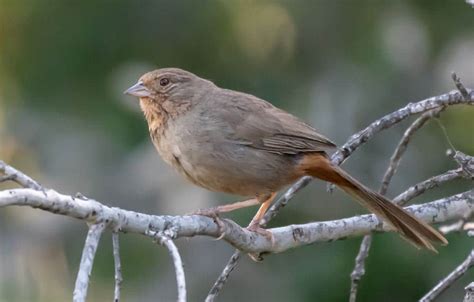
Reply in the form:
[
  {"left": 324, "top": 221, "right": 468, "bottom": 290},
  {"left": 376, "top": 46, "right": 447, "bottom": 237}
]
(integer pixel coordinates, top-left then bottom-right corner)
[{"left": 0, "top": 0, "right": 473, "bottom": 301}]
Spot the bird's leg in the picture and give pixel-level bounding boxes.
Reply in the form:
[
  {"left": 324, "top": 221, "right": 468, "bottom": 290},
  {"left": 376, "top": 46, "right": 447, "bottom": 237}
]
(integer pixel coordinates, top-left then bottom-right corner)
[
  {"left": 192, "top": 197, "right": 260, "bottom": 216},
  {"left": 247, "top": 193, "right": 276, "bottom": 237},
  {"left": 191, "top": 198, "right": 260, "bottom": 240},
  {"left": 247, "top": 193, "right": 277, "bottom": 262}
]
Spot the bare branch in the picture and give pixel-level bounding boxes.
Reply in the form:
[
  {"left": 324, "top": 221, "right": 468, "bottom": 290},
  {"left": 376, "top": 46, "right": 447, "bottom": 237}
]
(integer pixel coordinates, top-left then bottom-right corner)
[
  {"left": 0, "top": 160, "right": 43, "bottom": 190},
  {"left": 394, "top": 168, "right": 468, "bottom": 205},
  {"left": 380, "top": 108, "right": 444, "bottom": 194},
  {"left": 205, "top": 251, "right": 240, "bottom": 302},
  {"left": 420, "top": 250, "right": 474, "bottom": 302},
  {"left": 112, "top": 232, "right": 123, "bottom": 302},
  {"left": 349, "top": 235, "right": 372, "bottom": 302},
  {"left": 331, "top": 88, "right": 473, "bottom": 166},
  {"left": 149, "top": 230, "right": 186, "bottom": 302},
  {"left": 0, "top": 186, "right": 471, "bottom": 254},
  {"left": 73, "top": 222, "right": 107, "bottom": 302},
  {"left": 449, "top": 150, "right": 474, "bottom": 178}
]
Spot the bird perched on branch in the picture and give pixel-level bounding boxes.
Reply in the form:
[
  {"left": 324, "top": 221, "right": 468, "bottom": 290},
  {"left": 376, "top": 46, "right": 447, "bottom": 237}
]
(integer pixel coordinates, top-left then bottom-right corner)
[{"left": 125, "top": 67, "right": 447, "bottom": 251}]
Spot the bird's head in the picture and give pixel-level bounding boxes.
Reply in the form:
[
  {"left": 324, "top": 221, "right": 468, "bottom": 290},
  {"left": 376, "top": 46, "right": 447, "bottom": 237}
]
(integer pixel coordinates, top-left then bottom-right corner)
[{"left": 124, "top": 68, "right": 213, "bottom": 104}]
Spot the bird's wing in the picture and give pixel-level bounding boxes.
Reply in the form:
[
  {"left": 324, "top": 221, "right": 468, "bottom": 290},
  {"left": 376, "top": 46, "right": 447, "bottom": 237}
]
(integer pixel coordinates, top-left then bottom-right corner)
[{"left": 215, "top": 89, "right": 337, "bottom": 155}]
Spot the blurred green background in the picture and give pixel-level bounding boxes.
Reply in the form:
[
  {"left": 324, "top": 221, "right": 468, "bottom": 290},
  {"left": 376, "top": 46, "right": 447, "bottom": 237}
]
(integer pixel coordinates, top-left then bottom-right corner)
[{"left": 0, "top": 1, "right": 473, "bottom": 301}]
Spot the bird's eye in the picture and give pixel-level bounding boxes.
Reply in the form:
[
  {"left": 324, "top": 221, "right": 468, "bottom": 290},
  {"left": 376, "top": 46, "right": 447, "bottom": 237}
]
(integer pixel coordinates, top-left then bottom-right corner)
[{"left": 159, "top": 78, "right": 170, "bottom": 86}]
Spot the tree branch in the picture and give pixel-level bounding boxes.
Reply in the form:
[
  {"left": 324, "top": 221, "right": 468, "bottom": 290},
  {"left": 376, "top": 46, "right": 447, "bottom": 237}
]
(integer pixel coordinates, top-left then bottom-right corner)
[
  {"left": 0, "top": 160, "right": 43, "bottom": 190},
  {"left": 149, "top": 230, "right": 187, "bottom": 302},
  {"left": 0, "top": 187, "right": 471, "bottom": 254},
  {"left": 112, "top": 232, "right": 123, "bottom": 302},
  {"left": 73, "top": 222, "right": 107, "bottom": 302},
  {"left": 419, "top": 250, "right": 474, "bottom": 302},
  {"left": 331, "top": 87, "right": 473, "bottom": 166}
]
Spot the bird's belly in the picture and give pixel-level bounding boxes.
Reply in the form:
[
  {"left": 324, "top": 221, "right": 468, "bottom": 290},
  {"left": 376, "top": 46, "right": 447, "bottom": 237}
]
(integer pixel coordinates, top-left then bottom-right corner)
[{"left": 159, "top": 142, "right": 299, "bottom": 196}]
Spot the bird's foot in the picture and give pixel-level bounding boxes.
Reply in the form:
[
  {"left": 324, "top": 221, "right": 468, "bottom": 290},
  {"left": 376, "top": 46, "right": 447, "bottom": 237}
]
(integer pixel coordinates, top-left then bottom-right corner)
[
  {"left": 190, "top": 207, "right": 226, "bottom": 240},
  {"left": 246, "top": 221, "right": 275, "bottom": 262},
  {"left": 247, "top": 221, "right": 273, "bottom": 240}
]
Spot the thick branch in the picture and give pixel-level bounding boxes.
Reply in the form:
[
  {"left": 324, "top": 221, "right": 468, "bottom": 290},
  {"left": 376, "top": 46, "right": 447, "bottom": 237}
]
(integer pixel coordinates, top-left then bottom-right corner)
[{"left": 0, "top": 188, "right": 471, "bottom": 254}]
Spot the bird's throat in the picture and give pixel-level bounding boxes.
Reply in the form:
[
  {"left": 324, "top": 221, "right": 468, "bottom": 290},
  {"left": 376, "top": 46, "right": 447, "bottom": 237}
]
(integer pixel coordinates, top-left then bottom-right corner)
[{"left": 139, "top": 98, "right": 168, "bottom": 139}]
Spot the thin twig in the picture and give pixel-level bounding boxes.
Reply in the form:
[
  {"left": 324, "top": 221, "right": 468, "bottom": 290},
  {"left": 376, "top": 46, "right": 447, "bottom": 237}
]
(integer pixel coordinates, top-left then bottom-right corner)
[
  {"left": 206, "top": 88, "right": 473, "bottom": 300},
  {"left": 331, "top": 87, "right": 473, "bottom": 166},
  {"left": 0, "top": 160, "right": 43, "bottom": 190},
  {"left": 73, "top": 222, "right": 107, "bottom": 302},
  {"left": 380, "top": 108, "right": 444, "bottom": 194},
  {"left": 419, "top": 250, "right": 474, "bottom": 302},
  {"left": 112, "top": 232, "right": 123, "bottom": 302},
  {"left": 149, "top": 231, "right": 186, "bottom": 302},
  {"left": 394, "top": 168, "right": 467, "bottom": 205},
  {"left": 349, "top": 108, "right": 446, "bottom": 302},
  {"left": 205, "top": 251, "right": 241, "bottom": 302},
  {"left": 349, "top": 235, "right": 372, "bottom": 302}
]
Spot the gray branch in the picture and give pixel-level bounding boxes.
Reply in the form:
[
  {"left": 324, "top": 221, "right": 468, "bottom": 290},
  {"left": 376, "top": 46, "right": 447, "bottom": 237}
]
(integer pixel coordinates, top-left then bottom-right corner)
[
  {"left": 331, "top": 87, "right": 473, "bottom": 166},
  {"left": 0, "top": 187, "right": 471, "bottom": 255},
  {"left": 419, "top": 250, "right": 474, "bottom": 302},
  {"left": 73, "top": 222, "right": 107, "bottom": 302},
  {"left": 149, "top": 231, "right": 187, "bottom": 302},
  {"left": 112, "top": 232, "right": 123, "bottom": 302},
  {"left": 0, "top": 160, "right": 43, "bottom": 190}
]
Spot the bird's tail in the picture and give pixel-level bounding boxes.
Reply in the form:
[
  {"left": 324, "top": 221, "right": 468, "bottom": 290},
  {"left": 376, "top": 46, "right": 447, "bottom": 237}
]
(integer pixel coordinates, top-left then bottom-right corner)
[{"left": 300, "top": 153, "right": 448, "bottom": 251}]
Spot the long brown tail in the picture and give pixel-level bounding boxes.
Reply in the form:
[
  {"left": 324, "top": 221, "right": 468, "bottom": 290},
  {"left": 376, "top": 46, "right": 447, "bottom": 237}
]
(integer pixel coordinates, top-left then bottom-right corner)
[{"left": 300, "top": 153, "right": 448, "bottom": 251}]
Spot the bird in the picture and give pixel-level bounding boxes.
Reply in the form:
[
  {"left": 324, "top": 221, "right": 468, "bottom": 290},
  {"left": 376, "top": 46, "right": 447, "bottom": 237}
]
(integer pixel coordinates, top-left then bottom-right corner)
[{"left": 124, "top": 67, "right": 448, "bottom": 251}]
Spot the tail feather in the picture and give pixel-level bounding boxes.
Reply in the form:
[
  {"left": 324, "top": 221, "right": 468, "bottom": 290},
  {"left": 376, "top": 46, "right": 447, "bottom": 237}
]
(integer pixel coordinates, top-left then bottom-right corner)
[{"left": 301, "top": 154, "right": 448, "bottom": 251}]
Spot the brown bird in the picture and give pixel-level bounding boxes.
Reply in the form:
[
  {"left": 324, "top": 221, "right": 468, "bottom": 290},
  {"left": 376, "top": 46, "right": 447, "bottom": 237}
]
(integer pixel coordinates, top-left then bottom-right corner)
[{"left": 125, "top": 67, "right": 447, "bottom": 251}]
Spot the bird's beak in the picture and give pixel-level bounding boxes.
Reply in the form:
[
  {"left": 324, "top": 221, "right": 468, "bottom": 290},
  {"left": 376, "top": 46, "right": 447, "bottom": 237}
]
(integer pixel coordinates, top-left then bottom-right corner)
[{"left": 124, "top": 81, "right": 152, "bottom": 97}]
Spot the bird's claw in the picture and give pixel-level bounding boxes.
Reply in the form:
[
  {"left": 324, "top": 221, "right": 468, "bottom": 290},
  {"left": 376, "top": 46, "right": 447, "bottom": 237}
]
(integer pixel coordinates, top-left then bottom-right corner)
[
  {"left": 190, "top": 207, "right": 226, "bottom": 240},
  {"left": 246, "top": 221, "right": 274, "bottom": 262}
]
